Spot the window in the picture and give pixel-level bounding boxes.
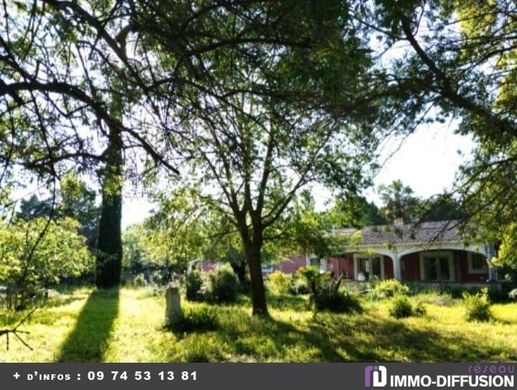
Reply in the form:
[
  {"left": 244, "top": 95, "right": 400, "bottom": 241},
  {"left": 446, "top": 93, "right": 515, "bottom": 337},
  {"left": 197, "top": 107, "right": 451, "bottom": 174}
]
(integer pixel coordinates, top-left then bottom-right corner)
[
  {"left": 468, "top": 253, "right": 488, "bottom": 274},
  {"left": 309, "top": 257, "right": 320, "bottom": 268},
  {"left": 356, "top": 256, "right": 383, "bottom": 280},
  {"left": 420, "top": 252, "right": 453, "bottom": 281}
]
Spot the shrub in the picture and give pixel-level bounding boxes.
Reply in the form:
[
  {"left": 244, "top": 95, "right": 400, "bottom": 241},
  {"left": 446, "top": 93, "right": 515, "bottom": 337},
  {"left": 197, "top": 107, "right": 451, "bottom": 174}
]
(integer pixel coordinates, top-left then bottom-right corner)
[
  {"left": 206, "top": 264, "right": 240, "bottom": 303},
  {"left": 167, "top": 306, "right": 218, "bottom": 332},
  {"left": 132, "top": 273, "right": 147, "bottom": 287},
  {"left": 389, "top": 296, "right": 413, "bottom": 318},
  {"left": 268, "top": 271, "right": 291, "bottom": 295},
  {"left": 185, "top": 271, "right": 203, "bottom": 301},
  {"left": 289, "top": 268, "right": 312, "bottom": 295},
  {"left": 313, "top": 288, "right": 362, "bottom": 313},
  {"left": 463, "top": 288, "right": 492, "bottom": 322},
  {"left": 373, "top": 279, "right": 409, "bottom": 299},
  {"left": 297, "top": 266, "right": 361, "bottom": 313},
  {"left": 414, "top": 302, "right": 427, "bottom": 317},
  {"left": 289, "top": 276, "right": 311, "bottom": 295}
]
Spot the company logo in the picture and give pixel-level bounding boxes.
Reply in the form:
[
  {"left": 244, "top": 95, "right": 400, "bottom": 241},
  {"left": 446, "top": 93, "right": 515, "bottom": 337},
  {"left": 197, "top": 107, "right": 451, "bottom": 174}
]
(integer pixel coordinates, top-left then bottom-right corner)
[
  {"left": 364, "top": 365, "right": 388, "bottom": 388},
  {"left": 363, "top": 364, "right": 514, "bottom": 388}
]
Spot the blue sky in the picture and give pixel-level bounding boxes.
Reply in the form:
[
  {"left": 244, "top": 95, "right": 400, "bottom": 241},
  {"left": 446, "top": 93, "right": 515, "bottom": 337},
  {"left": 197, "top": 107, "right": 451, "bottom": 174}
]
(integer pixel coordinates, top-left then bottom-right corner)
[{"left": 121, "top": 121, "right": 475, "bottom": 229}]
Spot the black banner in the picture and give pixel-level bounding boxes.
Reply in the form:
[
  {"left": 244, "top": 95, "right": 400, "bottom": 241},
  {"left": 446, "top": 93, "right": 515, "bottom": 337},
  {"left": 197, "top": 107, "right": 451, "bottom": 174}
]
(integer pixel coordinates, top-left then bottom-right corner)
[{"left": 0, "top": 363, "right": 515, "bottom": 390}]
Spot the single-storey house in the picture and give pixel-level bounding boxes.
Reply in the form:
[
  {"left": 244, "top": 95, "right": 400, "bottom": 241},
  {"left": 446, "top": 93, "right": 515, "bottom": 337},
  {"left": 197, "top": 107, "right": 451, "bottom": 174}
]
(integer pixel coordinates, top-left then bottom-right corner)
[{"left": 267, "top": 220, "right": 501, "bottom": 287}]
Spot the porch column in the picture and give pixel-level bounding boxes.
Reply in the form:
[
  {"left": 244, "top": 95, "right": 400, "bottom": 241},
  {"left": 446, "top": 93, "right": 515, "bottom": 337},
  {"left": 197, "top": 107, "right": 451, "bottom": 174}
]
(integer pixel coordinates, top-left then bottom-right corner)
[{"left": 392, "top": 253, "right": 401, "bottom": 280}]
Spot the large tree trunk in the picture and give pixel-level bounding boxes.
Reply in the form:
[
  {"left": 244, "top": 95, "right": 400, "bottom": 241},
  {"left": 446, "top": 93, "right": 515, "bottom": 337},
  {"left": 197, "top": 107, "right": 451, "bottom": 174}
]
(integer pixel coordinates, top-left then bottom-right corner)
[
  {"left": 244, "top": 242, "right": 269, "bottom": 316},
  {"left": 95, "top": 98, "right": 123, "bottom": 288},
  {"left": 230, "top": 260, "right": 247, "bottom": 287}
]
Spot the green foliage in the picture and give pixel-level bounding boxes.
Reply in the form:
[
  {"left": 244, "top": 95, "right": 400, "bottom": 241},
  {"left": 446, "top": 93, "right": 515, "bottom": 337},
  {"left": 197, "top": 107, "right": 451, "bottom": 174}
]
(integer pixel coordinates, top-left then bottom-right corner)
[
  {"left": 388, "top": 296, "right": 426, "bottom": 319},
  {"left": 132, "top": 274, "right": 146, "bottom": 288},
  {"left": 267, "top": 271, "right": 292, "bottom": 295},
  {"left": 16, "top": 175, "right": 99, "bottom": 248},
  {"left": 491, "top": 223, "right": 517, "bottom": 281},
  {"left": 413, "top": 302, "right": 427, "bottom": 317},
  {"left": 185, "top": 271, "right": 203, "bottom": 301},
  {"left": 389, "top": 296, "right": 414, "bottom": 319},
  {"left": 0, "top": 218, "right": 93, "bottom": 310},
  {"left": 372, "top": 279, "right": 410, "bottom": 299},
  {"left": 378, "top": 180, "right": 420, "bottom": 223},
  {"left": 313, "top": 286, "right": 362, "bottom": 313},
  {"left": 167, "top": 306, "right": 218, "bottom": 333},
  {"left": 326, "top": 194, "right": 385, "bottom": 228},
  {"left": 122, "top": 225, "right": 149, "bottom": 273},
  {"left": 289, "top": 273, "right": 311, "bottom": 295},
  {"left": 142, "top": 188, "right": 208, "bottom": 269},
  {"left": 206, "top": 265, "right": 240, "bottom": 304},
  {"left": 463, "top": 289, "right": 492, "bottom": 322},
  {"left": 297, "top": 267, "right": 361, "bottom": 313}
]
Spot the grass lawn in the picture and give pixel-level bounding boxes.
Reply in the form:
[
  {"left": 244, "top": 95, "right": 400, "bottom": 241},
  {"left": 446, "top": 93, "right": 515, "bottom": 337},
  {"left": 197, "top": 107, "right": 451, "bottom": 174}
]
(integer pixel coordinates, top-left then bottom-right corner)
[{"left": 1, "top": 286, "right": 516, "bottom": 362}]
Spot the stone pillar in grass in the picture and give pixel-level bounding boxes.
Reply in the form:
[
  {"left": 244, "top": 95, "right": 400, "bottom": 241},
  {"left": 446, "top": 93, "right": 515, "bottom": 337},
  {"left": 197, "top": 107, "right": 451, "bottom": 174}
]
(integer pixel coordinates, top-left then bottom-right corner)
[{"left": 165, "top": 285, "right": 183, "bottom": 326}]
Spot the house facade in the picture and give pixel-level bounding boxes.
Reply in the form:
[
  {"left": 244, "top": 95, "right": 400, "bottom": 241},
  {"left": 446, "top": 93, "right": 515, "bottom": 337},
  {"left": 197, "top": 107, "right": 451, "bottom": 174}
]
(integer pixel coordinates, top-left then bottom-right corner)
[{"left": 269, "top": 220, "right": 500, "bottom": 287}]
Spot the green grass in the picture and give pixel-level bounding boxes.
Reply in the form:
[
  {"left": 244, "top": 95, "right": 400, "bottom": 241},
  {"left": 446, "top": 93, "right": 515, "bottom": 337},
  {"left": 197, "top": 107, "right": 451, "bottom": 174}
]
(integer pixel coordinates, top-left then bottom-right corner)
[{"left": 1, "top": 287, "right": 516, "bottom": 362}]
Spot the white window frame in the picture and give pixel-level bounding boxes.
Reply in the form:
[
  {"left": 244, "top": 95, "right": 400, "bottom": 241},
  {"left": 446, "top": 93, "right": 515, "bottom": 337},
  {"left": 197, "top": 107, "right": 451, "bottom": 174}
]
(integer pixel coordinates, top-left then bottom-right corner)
[
  {"left": 419, "top": 251, "right": 455, "bottom": 282},
  {"left": 353, "top": 254, "right": 385, "bottom": 280},
  {"left": 467, "top": 252, "right": 489, "bottom": 274}
]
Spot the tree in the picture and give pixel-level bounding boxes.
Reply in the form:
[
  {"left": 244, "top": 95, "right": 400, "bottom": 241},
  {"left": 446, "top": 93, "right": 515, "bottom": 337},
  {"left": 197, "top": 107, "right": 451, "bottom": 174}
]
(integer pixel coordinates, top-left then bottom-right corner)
[
  {"left": 0, "top": 217, "right": 93, "bottom": 310},
  {"left": 16, "top": 175, "right": 99, "bottom": 248},
  {"left": 362, "top": 1, "right": 516, "bottom": 270},
  {"left": 378, "top": 180, "right": 419, "bottom": 223},
  {"left": 491, "top": 223, "right": 517, "bottom": 281},
  {"left": 163, "top": 0, "right": 391, "bottom": 314},
  {"left": 326, "top": 194, "right": 385, "bottom": 228},
  {"left": 141, "top": 188, "right": 208, "bottom": 276},
  {"left": 1, "top": 0, "right": 181, "bottom": 288},
  {"left": 59, "top": 173, "right": 99, "bottom": 248},
  {"left": 417, "top": 193, "right": 467, "bottom": 223},
  {"left": 17, "top": 195, "right": 54, "bottom": 221}
]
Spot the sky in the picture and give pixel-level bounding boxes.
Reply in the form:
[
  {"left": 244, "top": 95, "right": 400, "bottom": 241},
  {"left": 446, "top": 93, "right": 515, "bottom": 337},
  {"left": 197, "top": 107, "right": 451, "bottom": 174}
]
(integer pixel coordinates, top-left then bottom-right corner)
[
  {"left": 366, "top": 121, "right": 475, "bottom": 204},
  {"left": 121, "top": 121, "right": 476, "bottom": 229}
]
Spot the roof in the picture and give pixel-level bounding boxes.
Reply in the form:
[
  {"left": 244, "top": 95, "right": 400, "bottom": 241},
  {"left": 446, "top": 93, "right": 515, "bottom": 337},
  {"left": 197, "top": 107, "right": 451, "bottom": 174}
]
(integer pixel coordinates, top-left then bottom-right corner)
[{"left": 345, "top": 220, "right": 463, "bottom": 247}]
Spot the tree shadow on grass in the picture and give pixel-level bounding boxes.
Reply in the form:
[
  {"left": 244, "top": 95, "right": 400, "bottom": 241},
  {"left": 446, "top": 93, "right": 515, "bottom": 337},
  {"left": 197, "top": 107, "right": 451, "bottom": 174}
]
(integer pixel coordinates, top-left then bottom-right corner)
[
  {"left": 164, "top": 304, "right": 515, "bottom": 362},
  {"left": 56, "top": 288, "right": 119, "bottom": 362}
]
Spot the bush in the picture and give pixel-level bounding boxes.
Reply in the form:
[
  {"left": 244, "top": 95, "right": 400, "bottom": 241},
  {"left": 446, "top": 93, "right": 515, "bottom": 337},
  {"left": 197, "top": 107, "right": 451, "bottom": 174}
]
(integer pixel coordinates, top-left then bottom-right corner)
[
  {"left": 206, "top": 264, "right": 240, "bottom": 303},
  {"left": 132, "top": 273, "right": 147, "bottom": 287},
  {"left": 267, "top": 271, "right": 291, "bottom": 295},
  {"left": 185, "top": 271, "right": 203, "bottom": 301},
  {"left": 463, "top": 288, "right": 492, "bottom": 322},
  {"left": 313, "top": 288, "right": 362, "bottom": 313},
  {"left": 167, "top": 306, "right": 218, "bottom": 332},
  {"left": 389, "top": 296, "right": 413, "bottom": 318},
  {"left": 289, "top": 276, "right": 311, "bottom": 295},
  {"left": 372, "top": 279, "right": 409, "bottom": 299},
  {"left": 413, "top": 302, "right": 427, "bottom": 317},
  {"left": 289, "top": 268, "right": 311, "bottom": 295},
  {"left": 297, "top": 266, "right": 361, "bottom": 313}
]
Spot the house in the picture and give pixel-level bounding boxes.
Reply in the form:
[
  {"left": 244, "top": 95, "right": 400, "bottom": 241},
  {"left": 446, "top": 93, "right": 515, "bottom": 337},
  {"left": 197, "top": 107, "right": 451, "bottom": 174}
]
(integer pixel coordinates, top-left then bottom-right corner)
[
  {"left": 194, "top": 220, "right": 503, "bottom": 288},
  {"left": 271, "top": 220, "right": 502, "bottom": 288}
]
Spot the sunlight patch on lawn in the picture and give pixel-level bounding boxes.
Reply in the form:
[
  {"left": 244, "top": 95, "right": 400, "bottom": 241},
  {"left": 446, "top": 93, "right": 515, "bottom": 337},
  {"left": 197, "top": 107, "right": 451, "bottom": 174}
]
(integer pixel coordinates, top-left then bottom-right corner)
[{"left": 1, "top": 287, "right": 516, "bottom": 362}]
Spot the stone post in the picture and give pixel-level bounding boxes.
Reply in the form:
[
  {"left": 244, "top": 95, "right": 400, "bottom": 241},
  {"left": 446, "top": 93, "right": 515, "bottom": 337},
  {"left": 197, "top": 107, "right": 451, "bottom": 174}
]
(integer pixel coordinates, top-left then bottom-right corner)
[{"left": 165, "top": 285, "right": 183, "bottom": 326}]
